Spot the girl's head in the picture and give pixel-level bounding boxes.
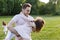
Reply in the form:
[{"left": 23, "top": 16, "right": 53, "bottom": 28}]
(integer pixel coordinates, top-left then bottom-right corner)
[{"left": 34, "top": 17, "right": 45, "bottom": 32}]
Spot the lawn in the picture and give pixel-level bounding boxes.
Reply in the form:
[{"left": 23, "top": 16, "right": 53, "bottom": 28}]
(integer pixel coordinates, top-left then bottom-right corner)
[{"left": 0, "top": 16, "right": 60, "bottom": 40}]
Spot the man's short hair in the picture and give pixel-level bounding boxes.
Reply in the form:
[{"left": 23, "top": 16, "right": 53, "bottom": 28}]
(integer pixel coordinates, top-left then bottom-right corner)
[{"left": 22, "top": 3, "right": 32, "bottom": 9}]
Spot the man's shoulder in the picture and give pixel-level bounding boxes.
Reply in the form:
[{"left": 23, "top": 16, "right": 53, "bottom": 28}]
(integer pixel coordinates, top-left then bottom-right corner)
[
  {"left": 29, "top": 15, "right": 33, "bottom": 17},
  {"left": 14, "top": 14, "right": 21, "bottom": 17},
  {"left": 28, "top": 15, "right": 34, "bottom": 19}
]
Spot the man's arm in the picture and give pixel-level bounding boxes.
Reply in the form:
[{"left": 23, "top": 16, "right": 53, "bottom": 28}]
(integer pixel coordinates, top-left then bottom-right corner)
[{"left": 7, "top": 20, "right": 21, "bottom": 37}]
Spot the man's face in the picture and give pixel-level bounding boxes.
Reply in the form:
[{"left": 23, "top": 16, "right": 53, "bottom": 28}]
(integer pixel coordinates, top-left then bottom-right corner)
[{"left": 23, "top": 7, "right": 31, "bottom": 16}]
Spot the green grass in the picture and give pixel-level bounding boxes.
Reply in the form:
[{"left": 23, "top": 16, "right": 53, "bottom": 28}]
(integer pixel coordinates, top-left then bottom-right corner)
[{"left": 0, "top": 16, "right": 60, "bottom": 40}]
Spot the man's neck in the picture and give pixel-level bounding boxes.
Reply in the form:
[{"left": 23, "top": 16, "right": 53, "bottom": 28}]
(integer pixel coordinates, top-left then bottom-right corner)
[
  {"left": 21, "top": 12, "right": 28, "bottom": 17},
  {"left": 24, "top": 14, "right": 28, "bottom": 17}
]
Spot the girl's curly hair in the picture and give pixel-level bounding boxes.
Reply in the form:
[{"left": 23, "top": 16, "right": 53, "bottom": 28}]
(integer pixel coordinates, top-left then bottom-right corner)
[{"left": 34, "top": 17, "right": 45, "bottom": 32}]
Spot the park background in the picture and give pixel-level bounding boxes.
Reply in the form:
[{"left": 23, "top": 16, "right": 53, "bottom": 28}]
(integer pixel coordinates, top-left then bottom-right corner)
[{"left": 0, "top": 0, "right": 60, "bottom": 40}]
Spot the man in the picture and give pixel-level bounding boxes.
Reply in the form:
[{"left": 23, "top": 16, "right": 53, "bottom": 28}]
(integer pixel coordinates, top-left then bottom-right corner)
[{"left": 4, "top": 3, "right": 36, "bottom": 40}]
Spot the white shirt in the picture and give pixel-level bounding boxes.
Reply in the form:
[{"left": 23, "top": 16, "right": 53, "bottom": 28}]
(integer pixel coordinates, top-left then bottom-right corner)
[
  {"left": 7, "top": 12, "right": 35, "bottom": 39},
  {"left": 14, "top": 23, "right": 32, "bottom": 39},
  {"left": 10, "top": 12, "right": 35, "bottom": 26}
]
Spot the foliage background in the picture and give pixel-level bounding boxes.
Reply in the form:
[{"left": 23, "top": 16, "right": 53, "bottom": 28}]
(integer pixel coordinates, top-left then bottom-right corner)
[{"left": 0, "top": 0, "right": 60, "bottom": 16}]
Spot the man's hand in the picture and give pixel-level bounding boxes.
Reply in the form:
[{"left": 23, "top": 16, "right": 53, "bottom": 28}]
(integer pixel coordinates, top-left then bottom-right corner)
[
  {"left": 16, "top": 36, "right": 23, "bottom": 40},
  {"left": 18, "top": 37, "right": 23, "bottom": 40}
]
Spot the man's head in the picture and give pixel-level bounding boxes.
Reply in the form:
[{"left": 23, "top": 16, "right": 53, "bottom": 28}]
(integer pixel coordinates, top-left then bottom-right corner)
[{"left": 22, "top": 3, "right": 32, "bottom": 16}]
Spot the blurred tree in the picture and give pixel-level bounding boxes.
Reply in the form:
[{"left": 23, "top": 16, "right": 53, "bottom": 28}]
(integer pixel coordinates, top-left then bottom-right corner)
[
  {"left": 0, "top": 0, "right": 26, "bottom": 16},
  {"left": 55, "top": 0, "right": 60, "bottom": 15},
  {"left": 48, "top": 0, "right": 60, "bottom": 15},
  {"left": 44, "top": 0, "right": 57, "bottom": 15},
  {"left": 0, "top": 0, "right": 60, "bottom": 15},
  {"left": 0, "top": 0, "right": 7, "bottom": 15},
  {"left": 12, "top": 0, "right": 26, "bottom": 15}
]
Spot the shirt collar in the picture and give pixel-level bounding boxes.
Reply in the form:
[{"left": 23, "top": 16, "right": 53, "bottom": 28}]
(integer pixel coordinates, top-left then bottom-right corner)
[{"left": 20, "top": 12, "right": 29, "bottom": 17}]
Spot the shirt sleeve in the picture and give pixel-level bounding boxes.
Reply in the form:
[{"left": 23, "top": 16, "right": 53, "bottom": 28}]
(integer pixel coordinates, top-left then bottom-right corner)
[
  {"left": 11, "top": 15, "right": 18, "bottom": 23},
  {"left": 7, "top": 15, "right": 18, "bottom": 27}
]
